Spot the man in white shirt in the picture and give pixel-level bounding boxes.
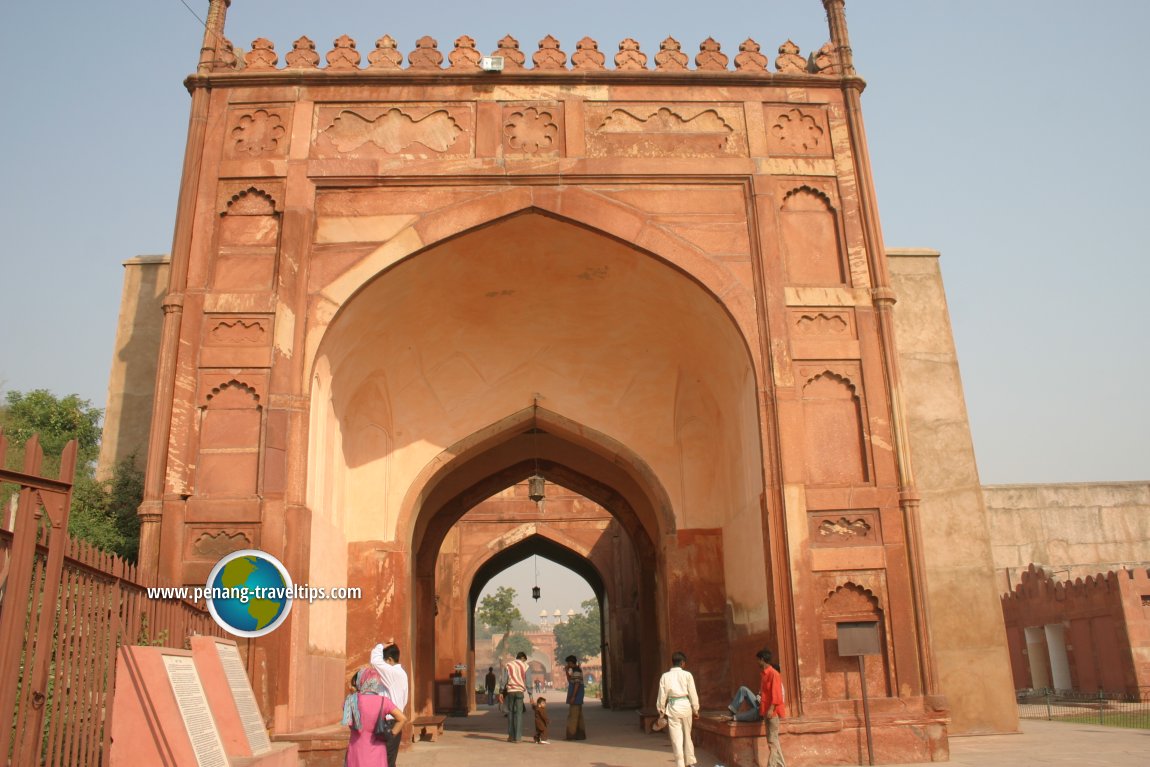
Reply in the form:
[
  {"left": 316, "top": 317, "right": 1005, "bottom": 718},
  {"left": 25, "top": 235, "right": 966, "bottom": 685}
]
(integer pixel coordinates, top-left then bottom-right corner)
[
  {"left": 656, "top": 651, "right": 700, "bottom": 767},
  {"left": 371, "top": 639, "right": 410, "bottom": 766}
]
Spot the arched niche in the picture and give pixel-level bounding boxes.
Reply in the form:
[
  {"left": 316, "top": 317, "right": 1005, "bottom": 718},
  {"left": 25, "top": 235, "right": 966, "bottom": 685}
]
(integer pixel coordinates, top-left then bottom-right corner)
[
  {"left": 780, "top": 186, "right": 846, "bottom": 285},
  {"left": 820, "top": 582, "right": 891, "bottom": 701},
  {"left": 801, "top": 369, "right": 869, "bottom": 485}
]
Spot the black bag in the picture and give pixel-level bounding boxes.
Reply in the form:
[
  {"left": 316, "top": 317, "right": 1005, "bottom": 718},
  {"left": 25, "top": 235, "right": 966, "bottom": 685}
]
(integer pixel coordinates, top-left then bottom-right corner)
[{"left": 374, "top": 707, "right": 395, "bottom": 738}]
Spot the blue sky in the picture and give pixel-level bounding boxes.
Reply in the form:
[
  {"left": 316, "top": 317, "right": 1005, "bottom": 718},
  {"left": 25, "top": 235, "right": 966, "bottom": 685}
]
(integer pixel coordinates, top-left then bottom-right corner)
[{"left": 2, "top": 1, "right": 1146, "bottom": 497}]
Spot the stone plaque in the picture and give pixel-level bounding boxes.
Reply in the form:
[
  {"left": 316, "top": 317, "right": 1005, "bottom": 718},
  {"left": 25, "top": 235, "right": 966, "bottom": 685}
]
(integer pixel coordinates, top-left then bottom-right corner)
[
  {"left": 163, "top": 654, "right": 229, "bottom": 767},
  {"left": 216, "top": 641, "right": 271, "bottom": 754}
]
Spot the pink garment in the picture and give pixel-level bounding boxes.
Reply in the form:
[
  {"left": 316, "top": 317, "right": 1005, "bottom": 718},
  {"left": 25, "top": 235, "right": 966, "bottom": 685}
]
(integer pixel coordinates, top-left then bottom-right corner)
[{"left": 346, "top": 694, "right": 397, "bottom": 767}]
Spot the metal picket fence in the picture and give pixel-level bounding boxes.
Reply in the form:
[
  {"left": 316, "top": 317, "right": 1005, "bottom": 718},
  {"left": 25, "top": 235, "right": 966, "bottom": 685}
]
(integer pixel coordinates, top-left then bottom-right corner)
[
  {"left": 1017, "top": 688, "right": 1150, "bottom": 730},
  {"left": 0, "top": 434, "right": 224, "bottom": 766}
]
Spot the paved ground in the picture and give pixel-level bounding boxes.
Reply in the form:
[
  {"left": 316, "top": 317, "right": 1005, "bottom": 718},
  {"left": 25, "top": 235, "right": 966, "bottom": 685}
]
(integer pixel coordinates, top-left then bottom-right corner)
[{"left": 397, "top": 691, "right": 1150, "bottom": 766}]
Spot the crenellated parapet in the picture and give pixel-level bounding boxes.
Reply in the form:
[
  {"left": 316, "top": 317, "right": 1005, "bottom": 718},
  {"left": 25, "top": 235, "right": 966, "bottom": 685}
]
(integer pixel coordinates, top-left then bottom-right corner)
[
  {"left": 1002, "top": 562, "right": 1150, "bottom": 614},
  {"left": 201, "top": 34, "right": 843, "bottom": 77}
]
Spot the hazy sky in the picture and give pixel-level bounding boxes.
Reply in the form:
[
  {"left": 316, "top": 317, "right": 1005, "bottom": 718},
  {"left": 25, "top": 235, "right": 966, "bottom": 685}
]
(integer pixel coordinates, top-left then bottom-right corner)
[{"left": 2, "top": 1, "right": 1147, "bottom": 613}]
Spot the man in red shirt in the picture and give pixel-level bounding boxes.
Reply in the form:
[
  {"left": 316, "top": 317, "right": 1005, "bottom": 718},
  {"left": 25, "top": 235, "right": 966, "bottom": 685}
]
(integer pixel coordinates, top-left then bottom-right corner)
[{"left": 724, "top": 648, "right": 786, "bottom": 766}]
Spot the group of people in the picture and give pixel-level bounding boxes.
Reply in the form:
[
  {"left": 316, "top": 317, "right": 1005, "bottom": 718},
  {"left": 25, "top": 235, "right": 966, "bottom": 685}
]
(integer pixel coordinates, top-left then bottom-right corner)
[
  {"left": 492, "top": 652, "right": 588, "bottom": 743},
  {"left": 341, "top": 639, "right": 410, "bottom": 767},
  {"left": 656, "top": 647, "right": 786, "bottom": 767},
  {"left": 342, "top": 641, "right": 784, "bottom": 767}
]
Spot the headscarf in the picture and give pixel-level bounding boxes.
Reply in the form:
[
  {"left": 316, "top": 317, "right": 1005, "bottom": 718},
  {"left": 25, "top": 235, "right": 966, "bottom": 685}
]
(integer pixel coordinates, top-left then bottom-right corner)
[{"left": 341, "top": 666, "right": 387, "bottom": 730}]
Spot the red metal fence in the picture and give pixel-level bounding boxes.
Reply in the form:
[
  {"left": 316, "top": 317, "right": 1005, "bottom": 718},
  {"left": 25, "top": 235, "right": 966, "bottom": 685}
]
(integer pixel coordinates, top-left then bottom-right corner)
[{"left": 0, "top": 434, "right": 224, "bottom": 766}]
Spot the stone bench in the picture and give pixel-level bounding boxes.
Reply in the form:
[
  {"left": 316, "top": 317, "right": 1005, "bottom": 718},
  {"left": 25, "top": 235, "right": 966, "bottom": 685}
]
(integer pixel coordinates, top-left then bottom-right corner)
[
  {"left": 693, "top": 715, "right": 841, "bottom": 767},
  {"left": 411, "top": 714, "right": 447, "bottom": 742}
]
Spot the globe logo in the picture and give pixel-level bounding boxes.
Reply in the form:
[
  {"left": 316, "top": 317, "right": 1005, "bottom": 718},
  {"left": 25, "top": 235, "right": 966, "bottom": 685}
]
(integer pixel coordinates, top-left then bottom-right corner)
[{"left": 205, "top": 549, "right": 294, "bottom": 637}]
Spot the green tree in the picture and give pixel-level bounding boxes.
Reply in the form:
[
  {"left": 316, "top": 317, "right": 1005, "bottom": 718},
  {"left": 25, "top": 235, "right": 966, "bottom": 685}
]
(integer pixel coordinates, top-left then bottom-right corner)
[
  {"left": 69, "top": 454, "right": 145, "bottom": 561},
  {"left": 0, "top": 389, "right": 144, "bottom": 561},
  {"left": 0, "top": 389, "right": 101, "bottom": 474},
  {"left": 504, "top": 633, "right": 534, "bottom": 658},
  {"left": 476, "top": 586, "right": 528, "bottom": 657},
  {"left": 554, "top": 598, "right": 601, "bottom": 663}
]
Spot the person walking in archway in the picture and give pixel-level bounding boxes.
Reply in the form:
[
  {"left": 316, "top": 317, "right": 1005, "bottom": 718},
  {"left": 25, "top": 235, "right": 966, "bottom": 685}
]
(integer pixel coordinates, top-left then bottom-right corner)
[
  {"left": 656, "top": 651, "right": 699, "bottom": 767},
  {"left": 500, "top": 651, "right": 530, "bottom": 742},
  {"left": 564, "top": 655, "right": 587, "bottom": 740},
  {"left": 485, "top": 666, "right": 497, "bottom": 706}
]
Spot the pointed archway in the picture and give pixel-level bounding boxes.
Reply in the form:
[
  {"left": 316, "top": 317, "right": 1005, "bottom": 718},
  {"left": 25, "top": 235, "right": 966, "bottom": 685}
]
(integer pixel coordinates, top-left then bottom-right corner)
[
  {"left": 465, "top": 533, "right": 609, "bottom": 703},
  {"left": 407, "top": 407, "right": 671, "bottom": 715},
  {"left": 309, "top": 209, "right": 771, "bottom": 720}
]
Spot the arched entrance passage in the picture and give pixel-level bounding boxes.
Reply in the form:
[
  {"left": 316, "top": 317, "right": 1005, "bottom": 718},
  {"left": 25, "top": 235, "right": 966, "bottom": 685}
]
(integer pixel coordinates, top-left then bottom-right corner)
[
  {"left": 465, "top": 533, "right": 610, "bottom": 702},
  {"left": 409, "top": 408, "right": 667, "bottom": 715},
  {"left": 309, "top": 210, "right": 771, "bottom": 718}
]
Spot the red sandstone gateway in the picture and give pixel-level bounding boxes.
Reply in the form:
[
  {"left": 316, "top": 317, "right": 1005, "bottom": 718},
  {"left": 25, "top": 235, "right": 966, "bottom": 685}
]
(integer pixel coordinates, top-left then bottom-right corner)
[{"left": 128, "top": 1, "right": 1017, "bottom": 763}]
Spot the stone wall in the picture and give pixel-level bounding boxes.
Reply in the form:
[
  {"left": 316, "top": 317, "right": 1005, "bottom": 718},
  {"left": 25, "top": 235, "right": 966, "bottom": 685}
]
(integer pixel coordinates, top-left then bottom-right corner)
[
  {"left": 1002, "top": 565, "right": 1150, "bottom": 694},
  {"left": 97, "top": 255, "right": 169, "bottom": 478},
  {"left": 985, "top": 482, "right": 1150, "bottom": 593},
  {"left": 888, "top": 248, "right": 1019, "bottom": 734}
]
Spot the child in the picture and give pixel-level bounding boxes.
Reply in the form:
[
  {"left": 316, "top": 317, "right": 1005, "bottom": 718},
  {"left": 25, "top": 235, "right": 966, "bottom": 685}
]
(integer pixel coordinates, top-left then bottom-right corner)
[{"left": 533, "top": 696, "right": 550, "bottom": 744}]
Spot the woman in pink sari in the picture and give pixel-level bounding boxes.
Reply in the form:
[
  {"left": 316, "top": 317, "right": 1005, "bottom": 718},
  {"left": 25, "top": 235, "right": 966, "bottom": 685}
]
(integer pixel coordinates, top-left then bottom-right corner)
[{"left": 342, "top": 666, "right": 408, "bottom": 767}]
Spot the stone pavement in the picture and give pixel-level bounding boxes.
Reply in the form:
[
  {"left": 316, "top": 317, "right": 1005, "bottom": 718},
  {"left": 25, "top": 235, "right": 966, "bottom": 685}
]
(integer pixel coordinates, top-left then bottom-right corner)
[{"left": 396, "top": 691, "right": 1150, "bottom": 767}]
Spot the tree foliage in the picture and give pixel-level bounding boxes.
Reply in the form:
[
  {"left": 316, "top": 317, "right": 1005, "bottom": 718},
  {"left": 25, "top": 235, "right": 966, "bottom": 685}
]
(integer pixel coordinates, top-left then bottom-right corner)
[
  {"left": 554, "top": 598, "right": 601, "bottom": 663},
  {"left": 477, "top": 586, "right": 540, "bottom": 658},
  {"left": 0, "top": 389, "right": 144, "bottom": 561},
  {"left": 70, "top": 454, "right": 145, "bottom": 561},
  {"left": 504, "top": 633, "right": 534, "bottom": 658},
  {"left": 477, "top": 586, "right": 522, "bottom": 636},
  {"left": 0, "top": 389, "right": 101, "bottom": 474}
]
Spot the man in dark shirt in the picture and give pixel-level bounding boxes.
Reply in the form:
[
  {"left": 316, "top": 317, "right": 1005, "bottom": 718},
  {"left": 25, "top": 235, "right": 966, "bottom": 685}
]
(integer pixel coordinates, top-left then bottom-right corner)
[{"left": 485, "top": 666, "right": 497, "bottom": 705}]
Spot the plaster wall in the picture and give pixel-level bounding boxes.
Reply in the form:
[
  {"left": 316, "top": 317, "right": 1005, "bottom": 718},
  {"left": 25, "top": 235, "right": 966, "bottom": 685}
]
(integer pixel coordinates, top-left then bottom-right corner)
[
  {"left": 887, "top": 249, "right": 1018, "bottom": 734},
  {"left": 985, "top": 482, "right": 1150, "bottom": 593}
]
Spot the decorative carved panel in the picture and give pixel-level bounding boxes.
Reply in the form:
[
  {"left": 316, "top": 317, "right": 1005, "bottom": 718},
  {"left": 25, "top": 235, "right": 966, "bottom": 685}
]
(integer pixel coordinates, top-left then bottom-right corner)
[
  {"left": 313, "top": 104, "right": 474, "bottom": 160},
  {"left": 809, "top": 510, "right": 880, "bottom": 547},
  {"left": 502, "top": 105, "right": 562, "bottom": 156},
  {"left": 201, "top": 315, "right": 273, "bottom": 368},
  {"left": 226, "top": 108, "right": 289, "bottom": 159},
  {"left": 585, "top": 104, "right": 748, "bottom": 158},
  {"left": 187, "top": 528, "right": 254, "bottom": 559},
  {"left": 765, "top": 106, "right": 832, "bottom": 157},
  {"left": 206, "top": 318, "right": 268, "bottom": 345},
  {"left": 792, "top": 309, "right": 854, "bottom": 337},
  {"left": 217, "top": 182, "right": 284, "bottom": 216}
]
